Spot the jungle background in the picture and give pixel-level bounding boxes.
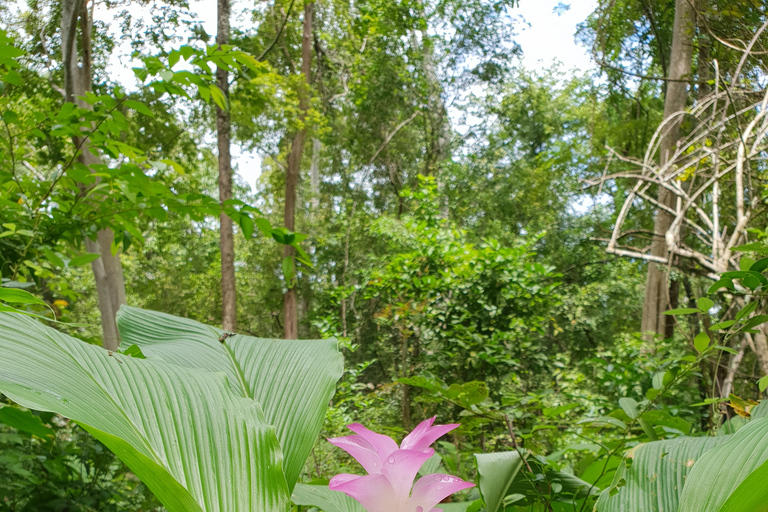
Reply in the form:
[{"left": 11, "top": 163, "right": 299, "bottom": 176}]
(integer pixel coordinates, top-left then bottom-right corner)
[{"left": 2, "top": 0, "right": 768, "bottom": 509}]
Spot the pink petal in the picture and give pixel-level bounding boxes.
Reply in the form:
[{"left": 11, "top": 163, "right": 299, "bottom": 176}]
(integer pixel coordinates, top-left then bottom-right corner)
[
  {"left": 328, "top": 435, "right": 384, "bottom": 474},
  {"left": 347, "top": 423, "right": 400, "bottom": 461},
  {"left": 410, "top": 473, "right": 475, "bottom": 511},
  {"left": 400, "top": 417, "right": 459, "bottom": 451},
  {"left": 381, "top": 448, "right": 435, "bottom": 498},
  {"left": 329, "top": 473, "right": 361, "bottom": 487},
  {"left": 330, "top": 473, "right": 400, "bottom": 512}
]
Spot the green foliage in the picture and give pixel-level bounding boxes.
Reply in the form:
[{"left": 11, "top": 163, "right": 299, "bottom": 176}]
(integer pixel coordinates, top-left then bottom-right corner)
[
  {"left": 0, "top": 309, "right": 343, "bottom": 511},
  {"left": 116, "top": 306, "right": 343, "bottom": 491},
  {"left": 0, "top": 406, "right": 162, "bottom": 511},
  {"left": 679, "top": 418, "right": 768, "bottom": 512}
]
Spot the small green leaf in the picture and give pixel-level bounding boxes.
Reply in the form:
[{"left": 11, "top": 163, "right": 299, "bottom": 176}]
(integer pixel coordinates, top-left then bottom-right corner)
[
  {"left": 255, "top": 218, "right": 273, "bottom": 237},
  {"left": 709, "top": 279, "right": 735, "bottom": 293},
  {"left": 69, "top": 253, "right": 100, "bottom": 267},
  {"left": 710, "top": 320, "right": 736, "bottom": 330},
  {"left": 697, "top": 297, "right": 714, "bottom": 312},
  {"left": 209, "top": 84, "right": 228, "bottom": 111},
  {"left": 579, "top": 417, "right": 627, "bottom": 429},
  {"left": 739, "top": 315, "right": 768, "bottom": 331},
  {"left": 740, "top": 257, "right": 757, "bottom": 271},
  {"left": 758, "top": 376, "right": 768, "bottom": 393},
  {"left": 664, "top": 308, "right": 700, "bottom": 316},
  {"left": 282, "top": 256, "right": 296, "bottom": 286},
  {"left": 618, "top": 397, "right": 639, "bottom": 419},
  {"left": 0, "top": 288, "right": 46, "bottom": 307},
  {"left": 41, "top": 248, "right": 65, "bottom": 268},
  {"left": 736, "top": 302, "right": 757, "bottom": 321},
  {"left": 238, "top": 214, "right": 254, "bottom": 239},
  {"left": 694, "top": 332, "right": 710, "bottom": 353},
  {"left": 124, "top": 99, "right": 155, "bottom": 117},
  {"left": 750, "top": 257, "right": 768, "bottom": 273},
  {"left": 715, "top": 345, "right": 739, "bottom": 355}
]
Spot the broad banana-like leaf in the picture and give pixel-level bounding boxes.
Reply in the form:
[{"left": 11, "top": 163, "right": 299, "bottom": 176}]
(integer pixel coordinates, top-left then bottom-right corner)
[
  {"left": 117, "top": 306, "right": 343, "bottom": 490},
  {"left": 718, "top": 458, "right": 768, "bottom": 512},
  {"left": 750, "top": 400, "right": 768, "bottom": 420},
  {"left": 474, "top": 451, "right": 524, "bottom": 512},
  {"left": 0, "top": 312, "right": 290, "bottom": 512},
  {"left": 679, "top": 418, "right": 768, "bottom": 512},
  {"left": 291, "top": 483, "right": 366, "bottom": 512},
  {"left": 594, "top": 435, "right": 729, "bottom": 512}
]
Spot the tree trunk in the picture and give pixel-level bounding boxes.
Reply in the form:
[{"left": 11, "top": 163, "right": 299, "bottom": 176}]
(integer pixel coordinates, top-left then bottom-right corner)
[
  {"left": 283, "top": 2, "right": 313, "bottom": 339},
  {"left": 217, "top": 0, "right": 236, "bottom": 332},
  {"left": 62, "top": 0, "right": 126, "bottom": 350},
  {"left": 641, "top": 0, "right": 694, "bottom": 339},
  {"left": 310, "top": 138, "right": 321, "bottom": 212},
  {"left": 721, "top": 337, "right": 748, "bottom": 398},
  {"left": 754, "top": 325, "right": 768, "bottom": 379}
]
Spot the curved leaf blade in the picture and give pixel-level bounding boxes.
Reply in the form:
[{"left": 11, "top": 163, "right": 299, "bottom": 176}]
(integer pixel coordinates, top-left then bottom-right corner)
[
  {"left": 474, "top": 451, "right": 524, "bottom": 512},
  {"left": 595, "top": 435, "right": 729, "bottom": 512},
  {"left": 291, "top": 483, "right": 366, "bottom": 512},
  {"left": 679, "top": 418, "right": 768, "bottom": 512},
  {"left": 116, "top": 306, "right": 344, "bottom": 490},
  {"left": 0, "top": 312, "right": 290, "bottom": 512}
]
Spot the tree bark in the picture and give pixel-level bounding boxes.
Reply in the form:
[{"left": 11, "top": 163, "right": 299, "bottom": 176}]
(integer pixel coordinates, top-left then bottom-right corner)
[
  {"left": 310, "top": 137, "right": 321, "bottom": 212},
  {"left": 283, "top": 2, "right": 313, "bottom": 339},
  {"left": 62, "top": 0, "right": 126, "bottom": 350},
  {"left": 721, "top": 337, "right": 747, "bottom": 398},
  {"left": 217, "top": 0, "right": 236, "bottom": 332},
  {"left": 754, "top": 325, "right": 768, "bottom": 380},
  {"left": 641, "top": 0, "right": 694, "bottom": 339}
]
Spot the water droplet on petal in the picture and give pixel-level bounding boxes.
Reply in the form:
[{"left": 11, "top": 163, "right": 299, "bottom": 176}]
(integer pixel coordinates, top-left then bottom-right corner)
[{"left": 436, "top": 485, "right": 443, "bottom": 491}]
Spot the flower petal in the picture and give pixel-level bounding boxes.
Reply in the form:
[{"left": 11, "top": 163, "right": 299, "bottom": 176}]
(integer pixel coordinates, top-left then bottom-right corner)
[
  {"left": 330, "top": 473, "right": 400, "bottom": 512},
  {"left": 400, "top": 417, "right": 459, "bottom": 451},
  {"left": 410, "top": 473, "right": 475, "bottom": 511},
  {"left": 381, "top": 448, "right": 435, "bottom": 498},
  {"left": 329, "top": 473, "right": 362, "bottom": 487},
  {"left": 328, "top": 435, "right": 384, "bottom": 474},
  {"left": 347, "top": 423, "right": 400, "bottom": 461}
]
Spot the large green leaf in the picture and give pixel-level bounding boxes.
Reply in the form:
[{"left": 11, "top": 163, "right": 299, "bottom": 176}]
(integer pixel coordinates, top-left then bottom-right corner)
[
  {"left": 116, "top": 306, "right": 343, "bottom": 490},
  {"left": 750, "top": 400, "right": 768, "bottom": 420},
  {"left": 679, "top": 418, "right": 768, "bottom": 512},
  {"left": 718, "top": 458, "right": 768, "bottom": 512},
  {"left": 474, "top": 451, "right": 524, "bottom": 512},
  {"left": 0, "top": 312, "right": 290, "bottom": 512},
  {"left": 595, "top": 435, "right": 729, "bottom": 512},
  {"left": 291, "top": 483, "right": 366, "bottom": 512}
]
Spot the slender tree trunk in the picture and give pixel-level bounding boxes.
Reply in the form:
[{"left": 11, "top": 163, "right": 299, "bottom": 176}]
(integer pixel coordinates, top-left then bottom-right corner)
[
  {"left": 754, "top": 325, "right": 768, "bottom": 379},
  {"left": 310, "top": 138, "right": 321, "bottom": 212},
  {"left": 641, "top": 0, "right": 694, "bottom": 339},
  {"left": 283, "top": 2, "right": 313, "bottom": 339},
  {"left": 216, "top": 0, "right": 236, "bottom": 332},
  {"left": 62, "top": 0, "right": 126, "bottom": 350},
  {"left": 721, "top": 337, "right": 748, "bottom": 398}
]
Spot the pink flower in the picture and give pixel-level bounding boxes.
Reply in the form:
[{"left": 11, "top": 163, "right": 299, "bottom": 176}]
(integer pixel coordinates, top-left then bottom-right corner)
[{"left": 328, "top": 417, "right": 475, "bottom": 512}]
